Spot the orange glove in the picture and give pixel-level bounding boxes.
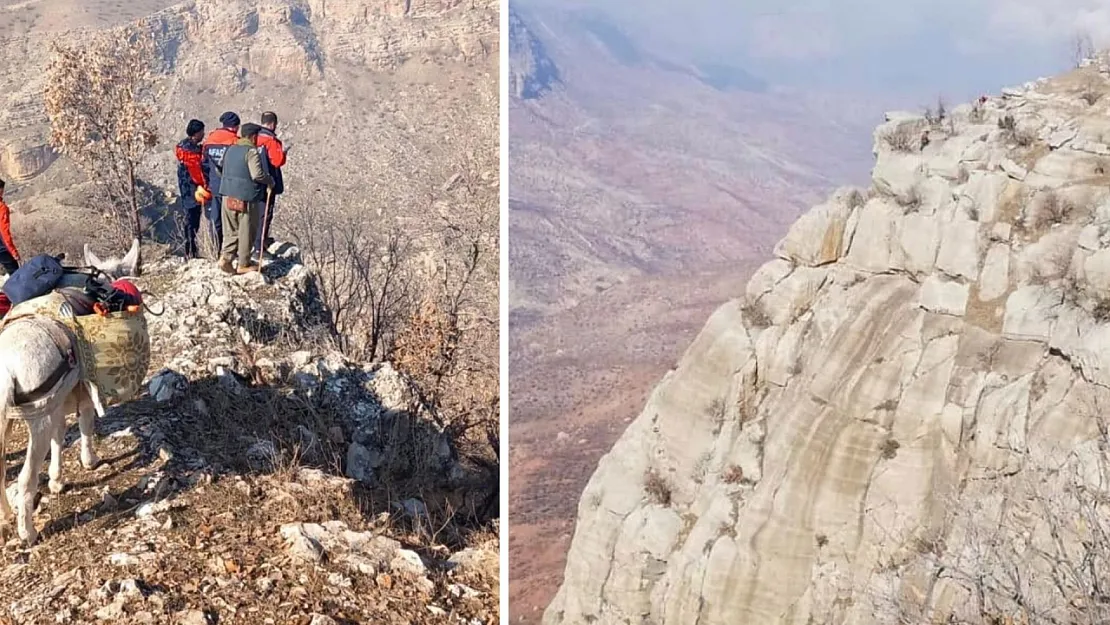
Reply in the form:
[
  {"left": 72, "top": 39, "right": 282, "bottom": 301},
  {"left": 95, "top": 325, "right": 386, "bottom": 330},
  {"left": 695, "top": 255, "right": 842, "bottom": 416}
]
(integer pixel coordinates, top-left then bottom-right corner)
[{"left": 194, "top": 186, "right": 212, "bottom": 204}]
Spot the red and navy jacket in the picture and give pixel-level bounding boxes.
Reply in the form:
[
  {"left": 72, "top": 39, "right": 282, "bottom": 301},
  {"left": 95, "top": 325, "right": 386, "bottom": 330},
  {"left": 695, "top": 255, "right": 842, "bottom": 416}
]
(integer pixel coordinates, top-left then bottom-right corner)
[
  {"left": 201, "top": 128, "right": 239, "bottom": 194},
  {"left": 256, "top": 127, "right": 286, "bottom": 195},
  {"left": 174, "top": 137, "right": 209, "bottom": 203}
]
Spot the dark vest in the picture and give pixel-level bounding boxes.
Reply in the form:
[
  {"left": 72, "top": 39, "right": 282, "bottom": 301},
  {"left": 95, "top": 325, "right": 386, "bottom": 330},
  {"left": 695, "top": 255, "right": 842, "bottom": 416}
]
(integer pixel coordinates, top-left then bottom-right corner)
[{"left": 219, "top": 145, "right": 267, "bottom": 203}]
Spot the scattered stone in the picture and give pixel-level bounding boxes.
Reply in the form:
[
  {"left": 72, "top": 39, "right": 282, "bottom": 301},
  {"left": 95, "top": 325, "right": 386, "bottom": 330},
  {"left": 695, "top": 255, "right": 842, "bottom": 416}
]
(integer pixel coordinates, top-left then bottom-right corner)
[
  {"left": 279, "top": 524, "right": 325, "bottom": 563},
  {"left": 345, "top": 443, "right": 376, "bottom": 482},
  {"left": 108, "top": 553, "right": 139, "bottom": 567},
  {"left": 177, "top": 610, "right": 210, "bottom": 625},
  {"left": 148, "top": 369, "right": 186, "bottom": 402},
  {"left": 390, "top": 549, "right": 427, "bottom": 576}
]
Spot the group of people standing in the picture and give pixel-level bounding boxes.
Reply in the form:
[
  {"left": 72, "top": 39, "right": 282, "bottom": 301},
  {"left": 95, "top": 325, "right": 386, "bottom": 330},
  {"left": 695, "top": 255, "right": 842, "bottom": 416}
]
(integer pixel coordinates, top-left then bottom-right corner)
[{"left": 174, "top": 111, "right": 289, "bottom": 274}]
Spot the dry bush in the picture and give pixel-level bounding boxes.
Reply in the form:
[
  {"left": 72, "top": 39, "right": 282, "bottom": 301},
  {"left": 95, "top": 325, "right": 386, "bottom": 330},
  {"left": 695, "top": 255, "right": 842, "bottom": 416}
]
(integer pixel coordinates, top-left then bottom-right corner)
[
  {"left": 899, "top": 184, "right": 924, "bottom": 213},
  {"left": 924, "top": 96, "right": 947, "bottom": 126},
  {"left": 643, "top": 469, "right": 672, "bottom": 506},
  {"left": 882, "top": 125, "right": 919, "bottom": 153},
  {"left": 288, "top": 200, "right": 414, "bottom": 363},
  {"left": 285, "top": 127, "right": 498, "bottom": 475},
  {"left": 1073, "top": 31, "right": 1096, "bottom": 69},
  {"left": 1014, "top": 128, "right": 1037, "bottom": 147},
  {"left": 741, "top": 300, "right": 772, "bottom": 329},
  {"left": 722, "top": 464, "right": 745, "bottom": 484},
  {"left": 870, "top": 395, "right": 1110, "bottom": 625},
  {"left": 1033, "top": 190, "right": 1076, "bottom": 230},
  {"left": 997, "top": 115, "right": 1037, "bottom": 147},
  {"left": 880, "top": 438, "right": 900, "bottom": 459},
  {"left": 1081, "top": 78, "right": 1103, "bottom": 106},
  {"left": 44, "top": 25, "right": 161, "bottom": 267},
  {"left": 845, "top": 188, "right": 867, "bottom": 209},
  {"left": 706, "top": 396, "right": 727, "bottom": 432}
]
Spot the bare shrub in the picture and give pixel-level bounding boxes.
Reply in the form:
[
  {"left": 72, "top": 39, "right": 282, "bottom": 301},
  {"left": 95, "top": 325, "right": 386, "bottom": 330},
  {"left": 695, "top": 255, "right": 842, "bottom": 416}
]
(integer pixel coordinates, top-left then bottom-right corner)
[
  {"left": 1014, "top": 127, "right": 1037, "bottom": 147},
  {"left": 1034, "top": 190, "right": 1076, "bottom": 229},
  {"left": 1081, "top": 80, "right": 1103, "bottom": 106},
  {"left": 706, "top": 396, "right": 727, "bottom": 432},
  {"left": 741, "top": 300, "right": 772, "bottom": 329},
  {"left": 845, "top": 188, "right": 867, "bottom": 209},
  {"left": 880, "top": 438, "right": 900, "bottom": 459},
  {"left": 882, "top": 125, "right": 918, "bottom": 153},
  {"left": 899, "top": 184, "right": 924, "bottom": 214},
  {"left": 692, "top": 452, "right": 713, "bottom": 484},
  {"left": 643, "top": 469, "right": 672, "bottom": 506},
  {"left": 44, "top": 25, "right": 161, "bottom": 268},
  {"left": 924, "top": 96, "right": 947, "bottom": 126},
  {"left": 289, "top": 200, "right": 414, "bottom": 363},
  {"left": 1093, "top": 298, "right": 1110, "bottom": 323},
  {"left": 722, "top": 464, "right": 745, "bottom": 484},
  {"left": 1072, "top": 30, "right": 1096, "bottom": 68},
  {"left": 870, "top": 393, "right": 1110, "bottom": 625}
]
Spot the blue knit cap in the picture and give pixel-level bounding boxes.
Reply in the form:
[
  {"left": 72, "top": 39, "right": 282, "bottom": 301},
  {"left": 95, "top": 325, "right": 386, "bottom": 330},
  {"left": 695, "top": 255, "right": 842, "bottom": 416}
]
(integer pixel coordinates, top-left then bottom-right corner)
[{"left": 219, "top": 111, "right": 240, "bottom": 128}]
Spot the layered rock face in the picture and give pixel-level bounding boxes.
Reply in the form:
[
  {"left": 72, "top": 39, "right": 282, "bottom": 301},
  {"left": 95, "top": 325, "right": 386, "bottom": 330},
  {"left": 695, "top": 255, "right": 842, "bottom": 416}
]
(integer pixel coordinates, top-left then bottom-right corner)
[{"left": 546, "top": 61, "right": 1110, "bottom": 624}]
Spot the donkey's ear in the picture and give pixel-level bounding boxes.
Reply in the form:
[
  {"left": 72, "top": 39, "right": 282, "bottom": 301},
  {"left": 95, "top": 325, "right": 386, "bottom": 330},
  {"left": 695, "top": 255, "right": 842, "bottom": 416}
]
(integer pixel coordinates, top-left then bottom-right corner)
[
  {"left": 119, "top": 238, "right": 140, "bottom": 277},
  {"left": 83, "top": 243, "right": 102, "bottom": 269}
]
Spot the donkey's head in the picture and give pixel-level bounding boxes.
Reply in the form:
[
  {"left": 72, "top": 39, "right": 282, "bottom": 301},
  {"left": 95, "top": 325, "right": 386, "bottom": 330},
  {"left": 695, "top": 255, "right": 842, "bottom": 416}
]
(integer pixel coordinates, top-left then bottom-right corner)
[{"left": 83, "top": 238, "right": 141, "bottom": 279}]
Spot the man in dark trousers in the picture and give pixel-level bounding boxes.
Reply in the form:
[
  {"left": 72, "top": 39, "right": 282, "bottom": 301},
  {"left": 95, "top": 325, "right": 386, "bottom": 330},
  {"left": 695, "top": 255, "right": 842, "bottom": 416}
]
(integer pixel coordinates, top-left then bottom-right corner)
[
  {"left": 174, "top": 119, "right": 209, "bottom": 259},
  {"left": 255, "top": 111, "right": 289, "bottom": 258},
  {"left": 0, "top": 179, "right": 19, "bottom": 275},
  {"left": 215, "top": 123, "right": 273, "bottom": 275},
  {"left": 202, "top": 112, "right": 241, "bottom": 252}
]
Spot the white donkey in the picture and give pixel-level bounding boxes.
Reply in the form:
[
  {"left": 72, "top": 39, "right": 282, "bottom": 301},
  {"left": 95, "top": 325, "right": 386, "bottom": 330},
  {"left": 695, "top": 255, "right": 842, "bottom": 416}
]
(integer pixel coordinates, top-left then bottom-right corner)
[{"left": 0, "top": 239, "right": 140, "bottom": 545}]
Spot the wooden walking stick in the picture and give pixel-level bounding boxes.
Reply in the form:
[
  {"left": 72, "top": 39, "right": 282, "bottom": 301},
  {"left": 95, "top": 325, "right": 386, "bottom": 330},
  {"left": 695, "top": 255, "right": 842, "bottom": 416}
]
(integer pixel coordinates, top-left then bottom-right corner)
[{"left": 258, "top": 187, "right": 274, "bottom": 265}]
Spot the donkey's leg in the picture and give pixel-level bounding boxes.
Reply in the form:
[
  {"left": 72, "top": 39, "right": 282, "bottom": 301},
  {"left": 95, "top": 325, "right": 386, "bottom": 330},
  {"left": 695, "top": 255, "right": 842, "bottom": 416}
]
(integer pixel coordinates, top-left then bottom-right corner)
[
  {"left": 47, "top": 405, "right": 69, "bottom": 495},
  {"left": 0, "top": 418, "right": 12, "bottom": 539},
  {"left": 17, "top": 415, "right": 52, "bottom": 545},
  {"left": 77, "top": 384, "right": 100, "bottom": 470}
]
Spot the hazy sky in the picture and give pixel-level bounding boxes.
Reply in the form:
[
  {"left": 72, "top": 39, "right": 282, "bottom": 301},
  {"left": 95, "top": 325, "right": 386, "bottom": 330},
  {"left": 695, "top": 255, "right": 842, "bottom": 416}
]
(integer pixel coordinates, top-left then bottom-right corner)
[{"left": 521, "top": 0, "right": 1110, "bottom": 103}]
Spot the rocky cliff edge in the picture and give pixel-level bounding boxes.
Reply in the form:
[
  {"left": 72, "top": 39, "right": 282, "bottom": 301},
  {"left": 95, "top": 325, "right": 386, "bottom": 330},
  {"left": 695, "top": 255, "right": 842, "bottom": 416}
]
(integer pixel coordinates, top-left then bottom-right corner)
[{"left": 546, "top": 58, "right": 1110, "bottom": 624}]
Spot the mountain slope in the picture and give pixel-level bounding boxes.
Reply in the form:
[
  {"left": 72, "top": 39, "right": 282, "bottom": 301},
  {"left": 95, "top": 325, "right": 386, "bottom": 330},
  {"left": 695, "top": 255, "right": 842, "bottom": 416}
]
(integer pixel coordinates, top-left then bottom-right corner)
[
  {"left": 0, "top": 0, "right": 497, "bottom": 256},
  {"left": 0, "top": 249, "right": 498, "bottom": 624},
  {"left": 546, "top": 58, "right": 1110, "bottom": 625}
]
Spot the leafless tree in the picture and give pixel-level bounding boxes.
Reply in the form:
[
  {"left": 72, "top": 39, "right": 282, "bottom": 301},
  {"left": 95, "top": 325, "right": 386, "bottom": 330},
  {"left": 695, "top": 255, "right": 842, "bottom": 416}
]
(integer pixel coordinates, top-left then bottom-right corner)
[
  {"left": 866, "top": 388, "right": 1110, "bottom": 625},
  {"left": 1072, "top": 31, "right": 1096, "bottom": 68},
  {"left": 287, "top": 198, "right": 414, "bottom": 362},
  {"left": 43, "top": 25, "right": 161, "bottom": 270}
]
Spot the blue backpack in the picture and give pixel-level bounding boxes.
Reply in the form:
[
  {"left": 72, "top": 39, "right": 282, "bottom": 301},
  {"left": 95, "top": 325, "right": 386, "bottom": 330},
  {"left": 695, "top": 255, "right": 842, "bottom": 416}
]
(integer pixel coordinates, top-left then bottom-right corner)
[{"left": 3, "top": 254, "right": 65, "bottom": 305}]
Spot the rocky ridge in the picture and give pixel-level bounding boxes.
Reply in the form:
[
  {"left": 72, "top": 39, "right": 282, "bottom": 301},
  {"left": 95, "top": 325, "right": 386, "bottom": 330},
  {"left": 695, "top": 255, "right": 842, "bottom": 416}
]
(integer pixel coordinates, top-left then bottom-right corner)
[
  {"left": 0, "top": 247, "right": 497, "bottom": 624},
  {"left": 545, "top": 58, "right": 1110, "bottom": 624}
]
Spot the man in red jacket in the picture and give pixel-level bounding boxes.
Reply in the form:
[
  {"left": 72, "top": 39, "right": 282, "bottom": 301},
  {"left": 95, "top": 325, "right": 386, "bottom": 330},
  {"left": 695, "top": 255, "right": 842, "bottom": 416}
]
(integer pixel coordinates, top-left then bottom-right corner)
[
  {"left": 255, "top": 111, "right": 289, "bottom": 257},
  {"left": 0, "top": 179, "right": 22, "bottom": 275},
  {"left": 174, "top": 119, "right": 209, "bottom": 259},
  {"left": 202, "top": 112, "right": 241, "bottom": 252}
]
